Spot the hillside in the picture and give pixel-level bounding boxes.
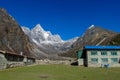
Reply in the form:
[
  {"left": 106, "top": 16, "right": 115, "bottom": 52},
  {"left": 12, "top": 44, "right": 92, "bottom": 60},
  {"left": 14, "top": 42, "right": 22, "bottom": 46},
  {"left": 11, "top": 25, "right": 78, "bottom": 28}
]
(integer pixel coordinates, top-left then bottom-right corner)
[
  {"left": 59, "top": 25, "right": 118, "bottom": 58},
  {"left": 0, "top": 8, "right": 34, "bottom": 57},
  {"left": 108, "top": 34, "right": 120, "bottom": 45}
]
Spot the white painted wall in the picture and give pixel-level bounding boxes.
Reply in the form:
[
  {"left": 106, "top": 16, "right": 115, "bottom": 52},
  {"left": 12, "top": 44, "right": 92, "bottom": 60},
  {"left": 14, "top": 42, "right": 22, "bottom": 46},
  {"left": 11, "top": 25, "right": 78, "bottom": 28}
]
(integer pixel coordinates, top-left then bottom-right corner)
[{"left": 87, "top": 50, "right": 120, "bottom": 67}]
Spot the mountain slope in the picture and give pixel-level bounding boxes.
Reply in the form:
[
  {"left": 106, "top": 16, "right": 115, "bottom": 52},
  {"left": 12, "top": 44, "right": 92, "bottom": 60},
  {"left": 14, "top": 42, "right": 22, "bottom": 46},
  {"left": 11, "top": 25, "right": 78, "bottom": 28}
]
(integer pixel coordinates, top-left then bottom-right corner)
[
  {"left": 0, "top": 8, "right": 34, "bottom": 57},
  {"left": 60, "top": 25, "right": 118, "bottom": 57},
  {"left": 107, "top": 34, "right": 120, "bottom": 45}
]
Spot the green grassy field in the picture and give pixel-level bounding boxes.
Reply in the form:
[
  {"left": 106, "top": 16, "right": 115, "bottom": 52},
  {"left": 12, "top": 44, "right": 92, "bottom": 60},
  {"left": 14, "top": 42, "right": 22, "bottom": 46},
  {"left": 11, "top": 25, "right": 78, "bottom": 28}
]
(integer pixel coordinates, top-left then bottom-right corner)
[{"left": 0, "top": 64, "right": 120, "bottom": 80}]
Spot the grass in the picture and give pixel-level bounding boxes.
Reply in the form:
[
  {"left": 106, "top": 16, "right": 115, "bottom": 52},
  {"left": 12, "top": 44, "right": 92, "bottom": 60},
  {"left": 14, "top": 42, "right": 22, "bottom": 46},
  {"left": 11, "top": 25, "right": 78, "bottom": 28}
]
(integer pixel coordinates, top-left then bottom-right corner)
[{"left": 0, "top": 64, "right": 120, "bottom": 80}]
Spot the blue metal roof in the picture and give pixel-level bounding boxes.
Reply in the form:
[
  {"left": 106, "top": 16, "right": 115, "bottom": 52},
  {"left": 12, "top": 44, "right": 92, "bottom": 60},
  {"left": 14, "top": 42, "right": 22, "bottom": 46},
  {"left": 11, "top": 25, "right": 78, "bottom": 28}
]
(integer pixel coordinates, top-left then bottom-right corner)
[{"left": 84, "top": 46, "right": 120, "bottom": 50}]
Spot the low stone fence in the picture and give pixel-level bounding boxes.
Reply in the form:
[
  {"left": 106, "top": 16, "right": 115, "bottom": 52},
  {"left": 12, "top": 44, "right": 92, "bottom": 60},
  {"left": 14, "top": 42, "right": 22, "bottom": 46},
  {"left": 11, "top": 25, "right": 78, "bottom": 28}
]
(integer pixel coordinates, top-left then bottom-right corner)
[
  {"left": 7, "top": 61, "right": 25, "bottom": 68},
  {"left": 36, "top": 60, "right": 70, "bottom": 65}
]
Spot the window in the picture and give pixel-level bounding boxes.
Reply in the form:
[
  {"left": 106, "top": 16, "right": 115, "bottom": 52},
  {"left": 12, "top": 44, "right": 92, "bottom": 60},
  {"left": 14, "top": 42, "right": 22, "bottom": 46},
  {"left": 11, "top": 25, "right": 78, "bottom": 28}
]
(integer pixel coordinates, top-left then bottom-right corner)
[
  {"left": 91, "top": 58, "right": 98, "bottom": 63},
  {"left": 101, "top": 58, "right": 108, "bottom": 63},
  {"left": 111, "top": 51, "right": 117, "bottom": 56},
  {"left": 91, "top": 51, "right": 97, "bottom": 55},
  {"left": 111, "top": 58, "right": 118, "bottom": 63},
  {"left": 101, "top": 51, "right": 107, "bottom": 55}
]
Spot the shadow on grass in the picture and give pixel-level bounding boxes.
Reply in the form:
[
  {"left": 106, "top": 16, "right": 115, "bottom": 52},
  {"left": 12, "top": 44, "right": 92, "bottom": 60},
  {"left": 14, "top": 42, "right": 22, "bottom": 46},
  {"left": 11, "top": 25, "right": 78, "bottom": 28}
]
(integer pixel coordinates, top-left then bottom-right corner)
[{"left": 70, "top": 61, "right": 78, "bottom": 66}]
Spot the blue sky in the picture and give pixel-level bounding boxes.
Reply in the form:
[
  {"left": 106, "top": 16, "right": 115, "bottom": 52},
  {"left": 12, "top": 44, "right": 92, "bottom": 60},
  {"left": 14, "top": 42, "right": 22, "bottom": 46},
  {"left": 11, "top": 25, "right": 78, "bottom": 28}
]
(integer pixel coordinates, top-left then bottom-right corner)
[{"left": 0, "top": 0, "right": 120, "bottom": 40}]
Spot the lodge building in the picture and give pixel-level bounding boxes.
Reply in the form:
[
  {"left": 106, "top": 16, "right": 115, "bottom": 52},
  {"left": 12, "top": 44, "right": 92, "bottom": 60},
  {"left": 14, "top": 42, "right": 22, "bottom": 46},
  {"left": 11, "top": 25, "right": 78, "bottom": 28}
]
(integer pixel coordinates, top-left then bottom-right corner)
[{"left": 78, "top": 46, "right": 120, "bottom": 67}]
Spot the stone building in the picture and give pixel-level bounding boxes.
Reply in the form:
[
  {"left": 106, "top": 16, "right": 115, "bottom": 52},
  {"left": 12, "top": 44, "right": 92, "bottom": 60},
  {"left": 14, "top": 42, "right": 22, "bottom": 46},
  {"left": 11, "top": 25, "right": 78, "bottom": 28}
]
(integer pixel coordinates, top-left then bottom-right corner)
[{"left": 0, "top": 50, "right": 36, "bottom": 69}]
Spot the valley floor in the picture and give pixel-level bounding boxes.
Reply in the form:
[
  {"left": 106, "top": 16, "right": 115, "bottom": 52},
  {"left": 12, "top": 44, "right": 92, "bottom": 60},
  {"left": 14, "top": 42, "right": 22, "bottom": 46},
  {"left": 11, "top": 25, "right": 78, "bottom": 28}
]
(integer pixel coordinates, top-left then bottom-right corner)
[{"left": 0, "top": 64, "right": 120, "bottom": 80}]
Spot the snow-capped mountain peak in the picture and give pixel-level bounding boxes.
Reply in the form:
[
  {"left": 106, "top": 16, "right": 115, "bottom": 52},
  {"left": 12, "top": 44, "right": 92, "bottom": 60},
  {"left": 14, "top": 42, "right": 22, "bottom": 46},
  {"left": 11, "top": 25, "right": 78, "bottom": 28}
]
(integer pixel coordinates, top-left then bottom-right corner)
[
  {"left": 21, "top": 24, "right": 78, "bottom": 55},
  {"left": 22, "top": 24, "right": 64, "bottom": 44},
  {"left": 32, "top": 24, "right": 44, "bottom": 32},
  {"left": 31, "top": 24, "right": 51, "bottom": 42}
]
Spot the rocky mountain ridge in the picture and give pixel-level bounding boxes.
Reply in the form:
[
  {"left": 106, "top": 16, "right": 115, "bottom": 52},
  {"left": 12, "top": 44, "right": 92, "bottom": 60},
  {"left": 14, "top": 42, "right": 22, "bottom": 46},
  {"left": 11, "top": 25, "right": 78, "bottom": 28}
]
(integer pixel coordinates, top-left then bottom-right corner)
[{"left": 60, "top": 25, "right": 118, "bottom": 57}]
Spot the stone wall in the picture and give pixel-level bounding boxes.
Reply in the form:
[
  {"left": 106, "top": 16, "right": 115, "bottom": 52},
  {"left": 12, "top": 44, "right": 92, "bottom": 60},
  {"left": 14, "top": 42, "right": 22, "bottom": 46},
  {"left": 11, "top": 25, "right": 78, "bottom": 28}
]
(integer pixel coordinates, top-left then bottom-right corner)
[
  {"left": 0, "top": 54, "right": 7, "bottom": 69},
  {"left": 36, "top": 60, "right": 70, "bottom": 65},
  {"left": 7, "top": 61, "right": 25, "bottom": 68}
]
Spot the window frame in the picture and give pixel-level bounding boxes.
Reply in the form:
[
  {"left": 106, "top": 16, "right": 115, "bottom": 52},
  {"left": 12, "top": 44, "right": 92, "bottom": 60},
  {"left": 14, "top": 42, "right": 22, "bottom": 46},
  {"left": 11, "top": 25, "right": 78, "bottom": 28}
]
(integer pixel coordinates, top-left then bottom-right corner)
[
  {"left": 111, "top": 51, "right": 117, "bottom": 56},
  {"left": 101, "top": 51, "right": 107, "bottom": 56},
  {"left": 91, "top": 50, "right": 97, "bottom": 56},
  {"left": 101, "top": 58, "right": 108, "bottom": 63},
  {"left": 111, "top": 58, "right": 118, "bottom": 63},
  {"left": 91, "top": 58, "right": 98, "bottom": 63}
]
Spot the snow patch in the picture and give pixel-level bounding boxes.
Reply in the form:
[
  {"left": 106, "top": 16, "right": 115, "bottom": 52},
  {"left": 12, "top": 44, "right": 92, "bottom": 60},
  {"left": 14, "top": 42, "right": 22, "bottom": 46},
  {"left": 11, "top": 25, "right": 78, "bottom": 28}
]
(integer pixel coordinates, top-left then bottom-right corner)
[
  {"left": 88, "top": 25, "right": 95, "bottom": 29},
  {"left": 32, "top": 39, "right": 40, "bottom": 45},
  {"left": 34, "top": 24, "right": 44, "bottom": 32},
  {"left": 44, "top": 32, "right": 49, "bottom": 40}
]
